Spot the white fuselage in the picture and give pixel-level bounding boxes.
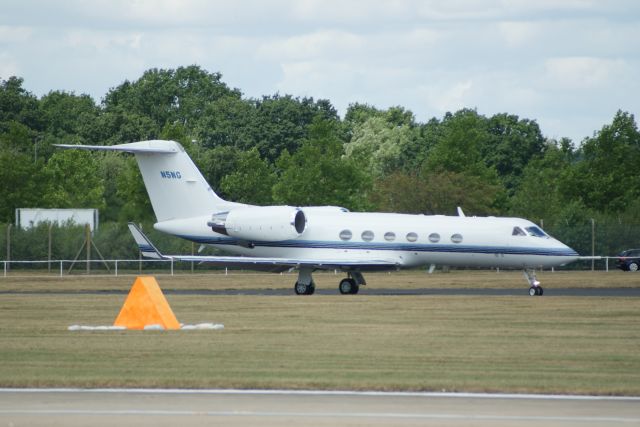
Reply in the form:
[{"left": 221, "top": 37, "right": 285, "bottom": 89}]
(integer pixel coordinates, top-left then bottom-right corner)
[{"left": 154, "top": 207, "right": 579, "bottom": 270}]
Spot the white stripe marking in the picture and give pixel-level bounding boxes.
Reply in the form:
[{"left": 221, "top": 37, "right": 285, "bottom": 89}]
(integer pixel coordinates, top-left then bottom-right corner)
[
  {"left": 1, "top": 388, "right": 638, "bottom": 401},
  {"left": 0, "top": 409, "right": 638, "bottom": 423}
]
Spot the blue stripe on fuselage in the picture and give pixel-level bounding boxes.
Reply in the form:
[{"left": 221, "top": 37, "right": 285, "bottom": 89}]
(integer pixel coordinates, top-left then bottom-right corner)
[{"left": 175, "top": 235, "right": 579, "bottom": 257}]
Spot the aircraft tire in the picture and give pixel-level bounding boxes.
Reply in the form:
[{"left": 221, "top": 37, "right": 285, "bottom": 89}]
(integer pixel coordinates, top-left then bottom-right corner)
[
  {"left": 295, "top": 282, "right": 315, "bottom": 295},
  {"left": 339, "top": 278, "right": 357, "bottom": 295},
  {"left": 528, "top": 286, "right": 544, "bottom": 296}
]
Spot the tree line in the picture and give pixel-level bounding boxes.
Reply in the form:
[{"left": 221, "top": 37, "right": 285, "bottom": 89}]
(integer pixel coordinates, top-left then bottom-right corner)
[{"left": 1, "top": 65, "right": 639, "bottom": 259}]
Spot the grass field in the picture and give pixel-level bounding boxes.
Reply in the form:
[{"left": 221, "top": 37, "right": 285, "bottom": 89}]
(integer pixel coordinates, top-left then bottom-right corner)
[{"left": 1, "top": 270, "right": 639, "bottom": 394}]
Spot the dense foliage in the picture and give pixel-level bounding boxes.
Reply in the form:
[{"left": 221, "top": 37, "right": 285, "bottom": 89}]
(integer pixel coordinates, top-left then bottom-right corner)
[{"left": 1, "top": 66, "right": 639, "bottom": 259}]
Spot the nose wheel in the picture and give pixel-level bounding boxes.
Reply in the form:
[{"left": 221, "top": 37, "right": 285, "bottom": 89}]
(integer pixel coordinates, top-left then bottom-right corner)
[
  {"left": 524, "top": 269, "right": 544, "bottom": 296},
  {"left": 528, "top": 286, "right": 544, "bottom": 296}
]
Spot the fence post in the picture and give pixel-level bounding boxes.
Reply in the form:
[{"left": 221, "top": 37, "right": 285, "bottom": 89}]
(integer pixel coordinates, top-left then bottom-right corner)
[
  {"left": 591, "top": 218, "right": 595, "bottom": 271},
  {"left": 115, "top": 260, "right": 118, "bottom": 277},
  {"left": 48, "top": 223, "right": 53, "bottom": 273},
  {"left": 3, "top": 261, "right": 6, "bottom": 277},
  {"left": 86, "top": 224, "right": 91, "bottom": 275},
  {"left": 59, "top": 260, "right": 63, "bottom": 277},
  {"left": 6, "top": 224, "right": 11, "bottom": 273}
]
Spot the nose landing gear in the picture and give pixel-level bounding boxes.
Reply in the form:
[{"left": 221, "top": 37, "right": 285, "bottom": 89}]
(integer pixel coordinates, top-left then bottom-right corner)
[{"left": 524, "top": 269, "right": 544, "bottom": 296}]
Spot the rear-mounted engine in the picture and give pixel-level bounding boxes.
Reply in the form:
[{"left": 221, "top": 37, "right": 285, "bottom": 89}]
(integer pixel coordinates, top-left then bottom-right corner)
[{"left": 208, "top": 206, "right": 306, "bottom": 241}]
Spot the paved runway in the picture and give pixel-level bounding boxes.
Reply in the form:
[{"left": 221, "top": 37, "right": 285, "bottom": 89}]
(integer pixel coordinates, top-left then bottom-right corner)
[
  {"left": 1, "top": 389, "right": 639, "bottom": 426},
  {"left": 2, "top": 287, "right": 640, "bottom": 296}
]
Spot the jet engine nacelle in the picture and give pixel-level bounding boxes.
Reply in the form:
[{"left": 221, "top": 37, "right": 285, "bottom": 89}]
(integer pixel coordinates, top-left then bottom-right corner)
[{"left": 208, "top": 206, "right": 306, "bottom": 241}]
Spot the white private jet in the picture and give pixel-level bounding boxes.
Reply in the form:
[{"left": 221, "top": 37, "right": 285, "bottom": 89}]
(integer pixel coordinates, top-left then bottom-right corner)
[{"left": 57, "top": 139, "right": 579, "bottom": 296}]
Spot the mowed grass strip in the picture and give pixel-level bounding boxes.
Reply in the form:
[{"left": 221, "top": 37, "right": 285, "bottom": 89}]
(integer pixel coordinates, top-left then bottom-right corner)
[{"left": 0, "top": 288, "right": 639, "bottom": 394}]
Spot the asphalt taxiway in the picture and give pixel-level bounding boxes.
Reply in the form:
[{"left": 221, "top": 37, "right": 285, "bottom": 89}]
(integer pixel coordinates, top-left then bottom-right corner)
[{"left": 1, "top": 389, "right": 639, "bottom": 427}]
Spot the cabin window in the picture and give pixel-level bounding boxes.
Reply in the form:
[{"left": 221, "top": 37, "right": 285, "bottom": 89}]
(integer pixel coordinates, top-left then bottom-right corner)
[
  {"left": 428, "top": 233, "right": 440, "bottom": 243},
  {"left": 339, "top": 229, "right": 352, "bottom": 241},
  {"left": 406, "top": 232, "right": 418, "bottom": 242},
  {"left": 361, "top": 230, "right": 374, "bottom": 242},
  {"left": 526, "top": 226, "right": 548, "bottom": 238},
  {"left": 451, "top": 233, "right": 463, "bottom": 243},
  {"left": 384, "top": 232, "right": 396, "bottom": 241},
  {"left": 512, "top": 227, "right": 526, "bottom": 236}
]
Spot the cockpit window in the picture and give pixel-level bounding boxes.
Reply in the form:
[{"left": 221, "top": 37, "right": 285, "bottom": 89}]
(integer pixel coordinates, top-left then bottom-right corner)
[
  {"left": 512, "top": 227, "right": 526, "bottom": 236},
  {"left": 526, "top": 226, "right": 548, "bottom": 238}
]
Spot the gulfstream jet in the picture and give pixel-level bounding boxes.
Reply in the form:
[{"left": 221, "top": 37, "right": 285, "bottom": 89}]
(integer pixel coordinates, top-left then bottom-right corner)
[{"left": 57, "top": 140, "right": 579, "bottom": 296}]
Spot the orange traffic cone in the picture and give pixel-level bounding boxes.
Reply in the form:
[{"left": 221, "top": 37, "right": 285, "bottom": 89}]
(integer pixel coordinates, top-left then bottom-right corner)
[{"left": 113, "top": 276, "right": 180, "bottom": 330}]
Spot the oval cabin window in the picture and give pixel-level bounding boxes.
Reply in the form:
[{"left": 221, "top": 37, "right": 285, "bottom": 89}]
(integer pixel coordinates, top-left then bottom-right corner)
[
  {"left": 339, "top": 230, "right": 352, "bottom": 241},
  {"left": 451, "top": 233, "right": 463, "bottom": 243},
  {"left": 384, "top": 232, "right": 396, "bottom": 241},
  {"left": 361, "top": 230, "right": 375, "bottom": 242},
  {"left": 428, "top": 233, "right": 440, "bottom": 243},
  {"left": 406, "top": 232, "right": 418, "bottom": 242}
]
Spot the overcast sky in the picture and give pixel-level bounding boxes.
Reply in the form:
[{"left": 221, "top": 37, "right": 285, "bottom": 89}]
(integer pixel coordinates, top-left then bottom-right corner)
[{"left": 1, "top": 0, "right": 639, "bottom": 143}]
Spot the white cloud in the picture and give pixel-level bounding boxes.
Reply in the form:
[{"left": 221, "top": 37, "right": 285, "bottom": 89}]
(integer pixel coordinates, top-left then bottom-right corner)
[
  {"left": 497, "top": 21, "right": 539, "bottom": 48},
  {"left": 0, "top": 0, "right": 638, "bottom": 142},
  {"left": 0, "top": 53, "right": 20, "bottom": 79},
  {"left": 257, "top": 31, "right": 365, "bottom": 61},
  {"left": 544, "top": 56, "right": 627, "bottom": 89}
]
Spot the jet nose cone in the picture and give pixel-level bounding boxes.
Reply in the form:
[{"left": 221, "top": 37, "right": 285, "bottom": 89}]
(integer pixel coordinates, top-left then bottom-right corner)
[{"left": 557, "top": 240, "right": 580, "bottom": 263}]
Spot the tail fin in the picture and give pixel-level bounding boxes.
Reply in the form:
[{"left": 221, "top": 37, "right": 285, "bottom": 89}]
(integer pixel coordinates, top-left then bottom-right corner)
[{"left": 56, "top": 140, "right": 241, "bottom": 222}]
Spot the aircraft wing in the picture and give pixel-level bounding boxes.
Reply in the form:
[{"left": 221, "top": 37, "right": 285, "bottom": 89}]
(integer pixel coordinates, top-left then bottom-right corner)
[{"left": 128, "top": 223, "right": 399, "bottom": 272}]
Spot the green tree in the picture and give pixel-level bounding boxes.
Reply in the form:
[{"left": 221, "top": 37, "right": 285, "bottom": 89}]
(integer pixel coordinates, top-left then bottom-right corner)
[
  {"left": 509, "top": 141, "right": 574, "bottom": 221},
  {"left": 42, "top": 150, "right": 105, "bottom": 210},
  {"left": 220, "top": 149, "right": 276, "bottom": 205},
  {"left": 273, "top": 118, "right": 370, "bottom": 209},
  {"left": 96, "top": 151, "right": 130, "bottom": 222},
  {"left": 194, "top": 95, "right": 257, "bottom": 149},
  {"left": 252, "top": 94, "right": 340, "bottom": 162},
  {"left": 371, "top": 170, "right": 500, "bottom": 215},
  {"left": 344, "top": 102, "right": 383, "bottom": 126},
  {"left": 103, "top": 65, "right": 239, "bottom": 132},
  {"left": 198, "top": 145, "right": 243, "bottom": 197},
  {"left": 483, "top": 113, "right": 546, "bottom": 192},
  {"left": 39, "top": 90, "right": 99, "bottom": 139},
  {"left": 0, "top": 150, "right": 44, "bottom": 221},
  {"left": 0, "top": 76, "right": 42, "bottom": 132},
  {"left": 425, "top": 109, "right": 490, "bottom": 175},
  {"left": 115, "top": 157, "right": 154, "bottom": 221},
  {"left": 562, "top": 110, "right": 640, "bottom": 213},
  {"left": 345, "top": 116, "right": 418, "bottom": 178}
]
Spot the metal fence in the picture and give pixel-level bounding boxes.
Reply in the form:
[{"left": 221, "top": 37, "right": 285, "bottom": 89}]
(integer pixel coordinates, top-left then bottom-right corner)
[
  {"left": 0, "top": 256, "right": 626, "bottom": 278},
  {"left": 1, "top": 258, "right": 234, "bottom": 277}
]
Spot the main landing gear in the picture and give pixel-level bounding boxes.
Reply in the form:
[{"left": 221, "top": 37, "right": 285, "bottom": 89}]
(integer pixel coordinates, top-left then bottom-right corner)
[
  {"left": 293, "top": 270, "right": 366, "bottom": 295},
  {"left": 524, "top": 269, "right": 544, "bottom": 296},
  {"left": 294, "top": 268, "right": 315, "bottom": 295},
  {"left": 339, "top": 272, "right": 366, "bottom": 295}
]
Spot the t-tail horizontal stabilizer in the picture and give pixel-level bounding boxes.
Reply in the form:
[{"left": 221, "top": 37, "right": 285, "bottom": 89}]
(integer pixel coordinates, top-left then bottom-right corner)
[{"left": 128, "top": 223, "right": 165, "bottom": 260}]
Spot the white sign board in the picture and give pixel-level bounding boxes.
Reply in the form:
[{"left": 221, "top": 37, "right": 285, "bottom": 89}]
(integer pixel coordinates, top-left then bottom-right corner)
[{"left": 16, "top": 209, "right": 99, "bottom": 231}]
